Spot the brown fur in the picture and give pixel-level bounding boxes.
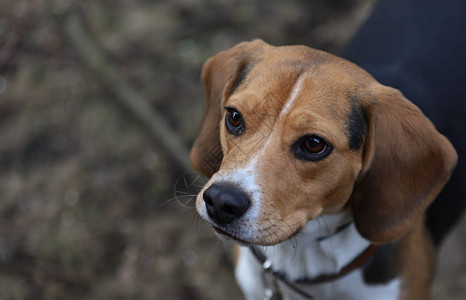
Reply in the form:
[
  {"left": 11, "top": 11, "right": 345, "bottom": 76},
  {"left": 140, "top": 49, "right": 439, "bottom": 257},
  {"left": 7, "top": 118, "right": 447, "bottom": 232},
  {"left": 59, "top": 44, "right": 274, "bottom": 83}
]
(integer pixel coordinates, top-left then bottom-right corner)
[
  {"left": 190, "top": 40, "right": 268, "bottom": 177},
  {"left": 396, "top": 216, "right": 435, "bottom": 299},
  {"left": 233, "top": 245, "right": 241, "bottom": 266},
  {"left": 352, "top": 85, "right": 458, "bottom": 243},
  {"left": 191, "top": 40, "right": 457, "bottom": 298}
]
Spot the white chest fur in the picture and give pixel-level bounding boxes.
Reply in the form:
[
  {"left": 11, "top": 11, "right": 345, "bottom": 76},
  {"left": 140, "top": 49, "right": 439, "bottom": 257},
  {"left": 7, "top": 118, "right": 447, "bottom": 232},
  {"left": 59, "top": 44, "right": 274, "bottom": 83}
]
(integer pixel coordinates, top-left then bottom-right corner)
[{"left": 235, "top": 211, "right": 401, "bottom": 300}]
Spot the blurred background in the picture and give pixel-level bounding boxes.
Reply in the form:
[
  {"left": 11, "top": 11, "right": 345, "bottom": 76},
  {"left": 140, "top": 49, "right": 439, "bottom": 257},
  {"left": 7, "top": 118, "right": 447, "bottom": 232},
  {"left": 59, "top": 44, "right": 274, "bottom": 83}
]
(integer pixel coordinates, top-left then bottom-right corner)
[{"left": 0, "top": 0, "right": 465, "bottom": 299}]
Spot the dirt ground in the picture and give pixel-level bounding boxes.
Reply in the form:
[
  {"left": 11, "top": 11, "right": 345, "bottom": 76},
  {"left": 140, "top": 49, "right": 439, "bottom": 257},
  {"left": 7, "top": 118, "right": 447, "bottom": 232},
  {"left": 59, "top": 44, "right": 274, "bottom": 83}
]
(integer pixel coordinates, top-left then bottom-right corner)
[{"left": 0, "top": 0, "right": 464, "bottom": 299}]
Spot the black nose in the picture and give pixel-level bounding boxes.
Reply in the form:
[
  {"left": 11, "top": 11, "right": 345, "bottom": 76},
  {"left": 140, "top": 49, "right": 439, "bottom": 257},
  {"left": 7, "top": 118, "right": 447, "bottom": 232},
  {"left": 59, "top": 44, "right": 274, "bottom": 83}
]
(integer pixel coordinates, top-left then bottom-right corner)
[{"left": 203, "top": 183, "right": 251, "bottom": 224}]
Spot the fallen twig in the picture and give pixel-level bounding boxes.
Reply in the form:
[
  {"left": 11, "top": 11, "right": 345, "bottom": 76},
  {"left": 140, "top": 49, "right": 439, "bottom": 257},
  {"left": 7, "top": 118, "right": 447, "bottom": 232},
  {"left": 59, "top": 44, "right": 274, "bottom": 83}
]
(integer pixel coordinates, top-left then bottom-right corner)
[{"left": 62, "top": 7, "right": 194, "bottom": 175}]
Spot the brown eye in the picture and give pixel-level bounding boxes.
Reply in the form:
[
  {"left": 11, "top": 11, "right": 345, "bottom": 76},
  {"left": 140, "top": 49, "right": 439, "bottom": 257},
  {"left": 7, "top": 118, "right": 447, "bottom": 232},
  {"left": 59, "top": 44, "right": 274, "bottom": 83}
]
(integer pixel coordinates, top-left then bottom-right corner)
[
  {"left": 225, "top": 107, "right": 245, "bottom": 136},
  {"left": 228, "top": 110, "right": 242, "bottom": 127},
  {"left": 291, "top": 134, "right": 333, "bottom": 162},
  {"left": 303, "top": 136, "right": 327, "bottom": 154}
]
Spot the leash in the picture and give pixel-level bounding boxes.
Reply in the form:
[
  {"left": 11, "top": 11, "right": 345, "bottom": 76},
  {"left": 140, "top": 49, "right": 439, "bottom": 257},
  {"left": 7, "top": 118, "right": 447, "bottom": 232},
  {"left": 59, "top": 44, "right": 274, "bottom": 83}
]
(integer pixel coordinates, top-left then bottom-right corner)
[
  {"left": 250, "top": 244, "right": 380, "bottom": 300},
  {"left": 250, "top": 246, "right": 314, "bottom": 299}
]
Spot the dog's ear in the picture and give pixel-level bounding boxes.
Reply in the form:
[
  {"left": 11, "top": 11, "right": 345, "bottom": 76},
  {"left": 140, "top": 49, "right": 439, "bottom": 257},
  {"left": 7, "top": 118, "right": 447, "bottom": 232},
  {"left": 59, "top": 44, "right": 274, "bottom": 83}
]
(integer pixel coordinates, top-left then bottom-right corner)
[
  {"left": 190, "top": 40, "right": 267, "bottom": 177},
  {"left": 351, "top": 84, "right": 457, "bottom": 243}
]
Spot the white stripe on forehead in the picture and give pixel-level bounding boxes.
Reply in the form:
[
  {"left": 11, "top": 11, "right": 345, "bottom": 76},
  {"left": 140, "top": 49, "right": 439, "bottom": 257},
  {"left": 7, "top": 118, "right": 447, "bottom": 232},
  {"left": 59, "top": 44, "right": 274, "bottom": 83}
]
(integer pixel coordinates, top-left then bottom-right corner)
[
  {"left": 280, "top": 76, "right": 305, "bottom": 116},
  {"left": 256, "top": 74, "right": 306, "bottom": 153},
  {"left": 215, "top": 75, "right": 307, "bottom": 218}
]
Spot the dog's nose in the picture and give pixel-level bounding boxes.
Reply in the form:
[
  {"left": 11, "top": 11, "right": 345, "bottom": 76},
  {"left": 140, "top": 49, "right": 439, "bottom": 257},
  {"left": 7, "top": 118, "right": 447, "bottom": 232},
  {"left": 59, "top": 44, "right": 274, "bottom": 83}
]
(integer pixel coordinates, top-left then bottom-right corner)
[{"left": 203, "top": 183, "right": 251, "bottom": 224}]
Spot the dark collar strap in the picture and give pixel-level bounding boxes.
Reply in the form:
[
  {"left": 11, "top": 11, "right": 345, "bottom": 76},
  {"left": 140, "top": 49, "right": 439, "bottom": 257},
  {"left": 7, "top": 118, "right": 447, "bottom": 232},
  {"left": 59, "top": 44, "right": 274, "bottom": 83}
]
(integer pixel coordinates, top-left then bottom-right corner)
[
  {"left": 300, "top": 244, "right": 379, "bottom": 284},
  {"left": 250, "top": 244, "right": 379, "bottom": 299},
  {"left": 251, "top": 245, "right": 314, "bottom": 299}
]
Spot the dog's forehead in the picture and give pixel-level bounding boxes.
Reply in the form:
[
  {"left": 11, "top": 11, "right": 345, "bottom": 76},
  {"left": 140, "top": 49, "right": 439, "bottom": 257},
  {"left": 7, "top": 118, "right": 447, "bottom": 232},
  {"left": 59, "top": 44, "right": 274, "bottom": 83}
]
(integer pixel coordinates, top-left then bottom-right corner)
[{"left": 227, "top": 54, "right": 357, "bottom": 125}]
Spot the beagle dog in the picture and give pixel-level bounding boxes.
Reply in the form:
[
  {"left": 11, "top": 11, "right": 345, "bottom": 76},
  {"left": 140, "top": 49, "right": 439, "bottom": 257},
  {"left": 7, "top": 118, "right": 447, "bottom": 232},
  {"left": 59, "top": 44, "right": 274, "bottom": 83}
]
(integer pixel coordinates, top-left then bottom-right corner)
[{"left": 190, "top": 40, "right": 457, "bottom": 300}]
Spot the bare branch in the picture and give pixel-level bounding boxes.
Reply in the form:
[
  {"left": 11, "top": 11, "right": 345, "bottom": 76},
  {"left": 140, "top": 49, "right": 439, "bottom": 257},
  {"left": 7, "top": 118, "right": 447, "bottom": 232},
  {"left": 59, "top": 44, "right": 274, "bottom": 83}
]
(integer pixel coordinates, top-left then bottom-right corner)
[{"left": 62, "top": 7, "right": 194, "bottom": 175}]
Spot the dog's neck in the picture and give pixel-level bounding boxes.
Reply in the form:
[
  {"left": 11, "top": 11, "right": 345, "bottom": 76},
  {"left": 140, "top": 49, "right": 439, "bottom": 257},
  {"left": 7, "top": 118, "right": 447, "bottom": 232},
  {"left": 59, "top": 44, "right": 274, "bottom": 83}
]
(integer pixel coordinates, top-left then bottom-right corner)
[{"left": 257, "top": 209, "right": 371, "bottom": 281}]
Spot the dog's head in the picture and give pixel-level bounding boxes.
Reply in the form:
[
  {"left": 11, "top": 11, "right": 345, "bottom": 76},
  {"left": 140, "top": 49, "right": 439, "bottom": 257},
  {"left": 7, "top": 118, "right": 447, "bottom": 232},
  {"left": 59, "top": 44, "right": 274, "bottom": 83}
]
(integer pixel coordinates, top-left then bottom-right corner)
[{"left": 190, "top": 40, "right": 457, "bottom": 245}]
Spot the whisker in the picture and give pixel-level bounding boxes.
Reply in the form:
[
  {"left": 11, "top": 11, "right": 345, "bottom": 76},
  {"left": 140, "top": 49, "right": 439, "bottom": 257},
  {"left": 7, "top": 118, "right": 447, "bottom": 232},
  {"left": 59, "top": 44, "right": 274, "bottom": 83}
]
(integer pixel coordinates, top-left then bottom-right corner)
[
  {"left": 159, "top": 193, "right": 197, "bottom": 208},
  {"left": 321, "top": 216, "right": 336, "bottom": 255},
  {"left": 167, "top": 173, "right": 206, "bottom": 209},
  {"left": 316, "top": 216, "right": 324, "bottom": 237}
]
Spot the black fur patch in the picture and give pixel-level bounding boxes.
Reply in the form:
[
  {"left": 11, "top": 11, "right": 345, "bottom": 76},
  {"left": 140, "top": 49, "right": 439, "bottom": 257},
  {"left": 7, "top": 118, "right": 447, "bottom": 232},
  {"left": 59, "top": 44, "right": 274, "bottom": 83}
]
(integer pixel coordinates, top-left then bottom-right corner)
[
  {"left": 363, "top": 242, "right": 400, "bottom": 284},
  {"left": 346, "top": 96, "right": 367, "bottom": 151},
  {"left": 227, "top": 61, "right": 253, "bottom": 97}
]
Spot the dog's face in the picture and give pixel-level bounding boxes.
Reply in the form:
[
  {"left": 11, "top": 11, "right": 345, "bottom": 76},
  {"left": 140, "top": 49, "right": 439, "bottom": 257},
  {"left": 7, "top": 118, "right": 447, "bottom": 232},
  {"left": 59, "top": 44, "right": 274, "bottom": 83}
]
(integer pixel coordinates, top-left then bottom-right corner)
[{"left": 191, "top": 40, "right": 457, "bottom": 246}]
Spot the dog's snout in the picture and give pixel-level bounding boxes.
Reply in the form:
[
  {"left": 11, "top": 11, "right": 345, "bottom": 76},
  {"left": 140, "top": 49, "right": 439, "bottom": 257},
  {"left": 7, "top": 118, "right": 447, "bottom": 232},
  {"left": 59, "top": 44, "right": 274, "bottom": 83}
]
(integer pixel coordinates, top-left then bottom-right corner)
[{"left": 203, "top": 183, "right": 251, "bottom": 224}]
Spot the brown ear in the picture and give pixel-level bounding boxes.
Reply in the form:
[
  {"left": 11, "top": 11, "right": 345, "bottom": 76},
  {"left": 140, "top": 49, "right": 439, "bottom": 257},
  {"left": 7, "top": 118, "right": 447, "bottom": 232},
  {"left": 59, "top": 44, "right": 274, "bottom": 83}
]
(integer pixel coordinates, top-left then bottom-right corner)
[
  {"left": 190, "top": 40, "right": 268, "bottom": 177},
  {"left": 351, "top": 85, "right": 457, "bottom": 243}
]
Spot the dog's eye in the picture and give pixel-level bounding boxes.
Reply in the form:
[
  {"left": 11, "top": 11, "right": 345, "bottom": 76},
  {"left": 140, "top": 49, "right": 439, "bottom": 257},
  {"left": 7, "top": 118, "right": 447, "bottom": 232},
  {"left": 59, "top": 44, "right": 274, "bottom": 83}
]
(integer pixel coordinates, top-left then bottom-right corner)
[
  {"left": 303, "top": 136, "right": 327, "bottom": 154},
  {"left": 225, "top": 107, "right": 245, "bottom": 136},
  {"left": 291, "top": 135, "right": 333, "bottom": 162}
]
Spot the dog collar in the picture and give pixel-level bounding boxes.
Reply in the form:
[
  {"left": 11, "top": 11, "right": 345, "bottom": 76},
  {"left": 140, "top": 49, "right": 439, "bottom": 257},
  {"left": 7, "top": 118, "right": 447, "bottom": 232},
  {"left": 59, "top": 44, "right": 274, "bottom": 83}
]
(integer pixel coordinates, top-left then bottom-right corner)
[{"left": 249, "top": 244, "right": 379, "bottom": 299}]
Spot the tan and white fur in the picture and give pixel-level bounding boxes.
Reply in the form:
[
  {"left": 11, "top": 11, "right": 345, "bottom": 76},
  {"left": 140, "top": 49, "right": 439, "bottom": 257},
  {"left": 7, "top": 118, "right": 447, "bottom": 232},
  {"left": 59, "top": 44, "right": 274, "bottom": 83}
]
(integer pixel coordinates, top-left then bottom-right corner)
[{"left": 190, "top": 40, "right": 457, "bottom": 300}]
